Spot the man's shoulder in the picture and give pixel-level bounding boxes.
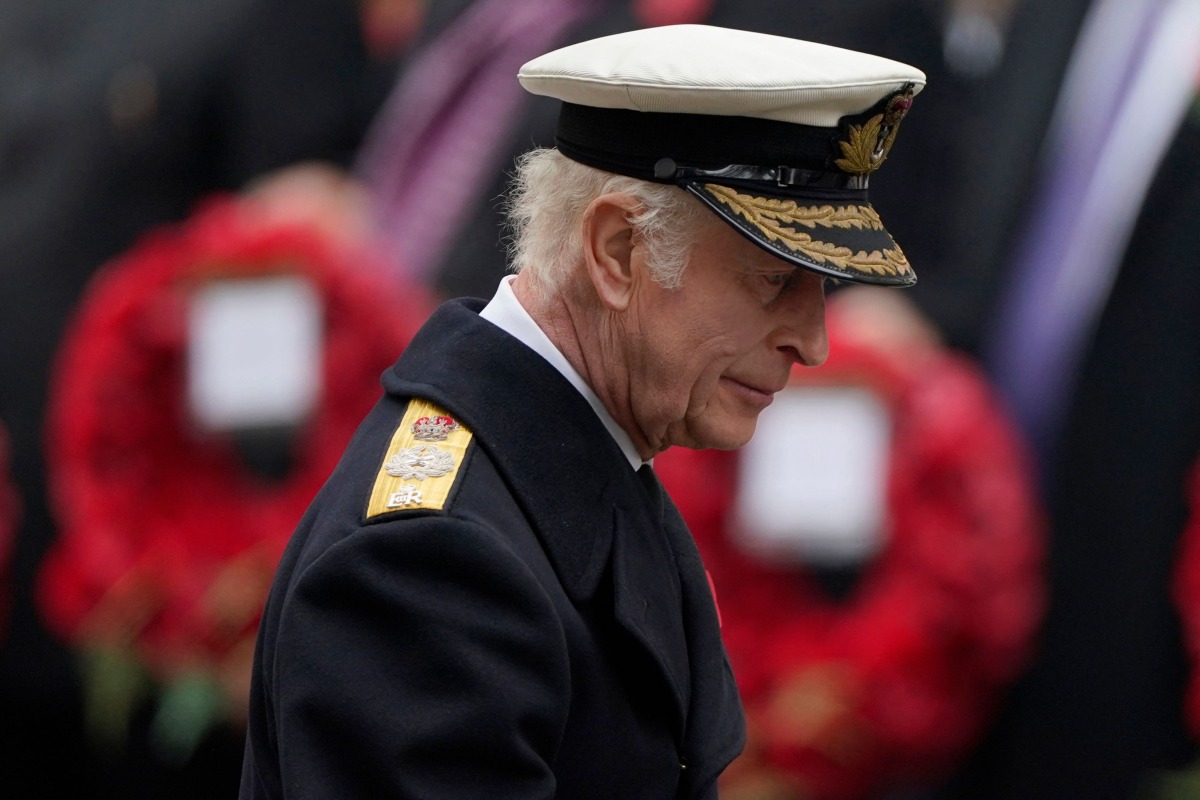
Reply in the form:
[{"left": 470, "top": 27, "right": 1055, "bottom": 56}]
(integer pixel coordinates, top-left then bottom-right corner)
[
  {"left": 282, "top": 394, "right": 531, "bottom": 571},
  {"left": 339, "top": 392, "right": 542, "bottom": 530}
]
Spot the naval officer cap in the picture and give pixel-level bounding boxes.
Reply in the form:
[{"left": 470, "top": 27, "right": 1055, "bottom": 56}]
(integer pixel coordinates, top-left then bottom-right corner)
[{"left": 518, "top": 24, "right": 926, "bottom": 287}]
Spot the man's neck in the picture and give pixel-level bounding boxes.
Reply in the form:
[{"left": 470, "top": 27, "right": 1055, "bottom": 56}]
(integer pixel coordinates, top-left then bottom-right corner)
[{"left": 511, "top": 273, "right": 655, "bottom": 462}]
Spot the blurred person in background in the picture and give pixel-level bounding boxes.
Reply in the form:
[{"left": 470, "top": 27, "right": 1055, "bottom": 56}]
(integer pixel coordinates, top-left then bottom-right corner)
[
  {"left": 944, "top": 0, "right": 1200, "bottom": 797},
  {"left": 0, "top": 0, "right": 414, "bottom": 796}
]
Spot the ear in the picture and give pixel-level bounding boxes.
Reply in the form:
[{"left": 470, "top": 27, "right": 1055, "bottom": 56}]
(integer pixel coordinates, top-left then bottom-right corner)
[{"left": 581, "top": 193, "right": 642, "bottom": 312}]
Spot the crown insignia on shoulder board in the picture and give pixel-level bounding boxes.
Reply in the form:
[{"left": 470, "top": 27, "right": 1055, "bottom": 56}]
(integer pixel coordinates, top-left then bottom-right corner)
[{"left": 412, "top": 415, "right": 459, "bottom": 441}]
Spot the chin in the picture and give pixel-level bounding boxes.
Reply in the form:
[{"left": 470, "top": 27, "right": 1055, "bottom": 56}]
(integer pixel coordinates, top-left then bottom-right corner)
[{"left": 685, "top": 417, "right": 758, "bottom": 451}]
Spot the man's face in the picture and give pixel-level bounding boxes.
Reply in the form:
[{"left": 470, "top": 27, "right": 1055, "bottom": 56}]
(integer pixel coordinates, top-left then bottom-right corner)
[{"left": 625, "top": 217, "right": 830, "bottom": 453}]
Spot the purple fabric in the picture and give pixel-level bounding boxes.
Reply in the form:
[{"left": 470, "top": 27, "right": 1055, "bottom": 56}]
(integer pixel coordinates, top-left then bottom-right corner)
[
  {"left": 983, "top": 0, "right": 1167, "bottom": 457},
  {"left": 354, "top": 0, "right": 601, "bottom": 286}
]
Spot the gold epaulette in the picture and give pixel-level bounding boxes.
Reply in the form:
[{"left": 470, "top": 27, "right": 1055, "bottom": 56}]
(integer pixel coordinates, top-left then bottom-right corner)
[{"left": 365, "top": 399, "right": 473, "bottom": 518}]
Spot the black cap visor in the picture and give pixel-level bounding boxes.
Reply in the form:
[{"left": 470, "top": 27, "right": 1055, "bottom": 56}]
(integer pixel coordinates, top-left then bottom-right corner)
[{"left": 688, "top": 182, "right": 915, "bottom": 287}]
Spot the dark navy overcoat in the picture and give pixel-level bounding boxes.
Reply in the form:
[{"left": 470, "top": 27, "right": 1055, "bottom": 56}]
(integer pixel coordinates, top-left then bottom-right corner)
[{"left": 240, "top": 298, "right": 746, "bottom": 799}]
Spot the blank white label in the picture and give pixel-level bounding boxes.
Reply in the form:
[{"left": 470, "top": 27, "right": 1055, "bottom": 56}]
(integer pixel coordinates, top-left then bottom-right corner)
[
  {"left": 186, "top": 275, "right": 322, "bottom": 432},
  {"left": 735, "top": 385, "right": 890, "bottom": 566}
]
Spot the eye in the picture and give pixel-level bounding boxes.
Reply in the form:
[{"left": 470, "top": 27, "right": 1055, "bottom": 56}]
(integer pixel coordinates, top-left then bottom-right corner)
[{"left": 756, "top": 269, "right": 795, "bottom": 303}]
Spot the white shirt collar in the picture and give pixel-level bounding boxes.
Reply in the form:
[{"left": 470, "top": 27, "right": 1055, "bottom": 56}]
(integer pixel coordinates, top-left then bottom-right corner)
[{"left": 480, "top": 276, "right": 646, "bottom": 472}]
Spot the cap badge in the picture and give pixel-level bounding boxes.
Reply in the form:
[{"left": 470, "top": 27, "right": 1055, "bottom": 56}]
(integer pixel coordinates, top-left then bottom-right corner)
[
  {"left": 385, "top": 444, "right": 456, "bottom": 480},
  {"left": 412, "top": 415, "right": 459, "bottom": 441},
  {"left": 834, "top": 84, "right": 915, "bottom": 177}
]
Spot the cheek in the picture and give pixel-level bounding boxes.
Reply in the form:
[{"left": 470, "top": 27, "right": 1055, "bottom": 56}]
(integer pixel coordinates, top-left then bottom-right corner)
[
  {"left": 638, "top": 294, "right": 767, "bottom": 404},
  {"left": 677, "top": 340, "right": 745, "bottom": 410},
  {"left": 638, "top": 333, "right": 730, "bottom": 418},
  {"left": 670, "top": 333, "right": 738, "bottom": 378}
]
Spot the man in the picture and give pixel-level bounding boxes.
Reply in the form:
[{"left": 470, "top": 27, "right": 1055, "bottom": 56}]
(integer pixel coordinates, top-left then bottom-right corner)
[{"left": 240, "top": 24, "right": 924, "bottom": 799}]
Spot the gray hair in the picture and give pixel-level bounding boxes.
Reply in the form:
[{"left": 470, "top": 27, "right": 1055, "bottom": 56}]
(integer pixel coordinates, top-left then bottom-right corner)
[{"left": 504, "top": 149, "right": 708, "bottom": 300}]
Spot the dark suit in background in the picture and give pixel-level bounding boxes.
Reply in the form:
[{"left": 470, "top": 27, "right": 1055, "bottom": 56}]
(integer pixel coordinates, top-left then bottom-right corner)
[
  {"left": 947, "top": 0, "right": 1200, "bottom": 796},
  {"left": 952, "top": 107, "right": 1200, "bottom": 800}
]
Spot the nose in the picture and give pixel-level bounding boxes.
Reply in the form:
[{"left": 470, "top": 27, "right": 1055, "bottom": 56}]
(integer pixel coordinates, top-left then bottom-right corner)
[{"left": 774, "top": 274, "right": 829, "bottom": 367}]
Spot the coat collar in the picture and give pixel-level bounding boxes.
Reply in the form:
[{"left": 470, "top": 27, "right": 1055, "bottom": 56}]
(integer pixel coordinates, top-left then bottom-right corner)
[{"left": 384, "top": 298, "right": 625, "bottom": 600}]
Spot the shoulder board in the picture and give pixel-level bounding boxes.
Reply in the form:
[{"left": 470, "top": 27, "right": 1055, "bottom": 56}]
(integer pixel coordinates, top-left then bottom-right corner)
[{"left": 365, "top": 398, "right": 474, "bottom": 519}]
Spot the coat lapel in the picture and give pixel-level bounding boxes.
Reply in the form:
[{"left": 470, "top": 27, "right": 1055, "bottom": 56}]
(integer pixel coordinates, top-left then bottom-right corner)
[
  {"left": 661, "top": 491, "right": 747, "bottom": 794},
  {"left": 610, "top": 472, "right": 691, "bottom": 740}
]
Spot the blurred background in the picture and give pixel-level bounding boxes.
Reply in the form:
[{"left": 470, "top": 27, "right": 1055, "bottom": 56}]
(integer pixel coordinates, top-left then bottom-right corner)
[{"left": 3, "top": 0, "right": 1200, "bottom": 797}]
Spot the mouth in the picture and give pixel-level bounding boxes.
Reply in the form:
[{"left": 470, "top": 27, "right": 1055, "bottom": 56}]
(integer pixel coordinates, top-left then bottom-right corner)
[{"left": 721, "top": 376, "right": 782, "bottom": 407}]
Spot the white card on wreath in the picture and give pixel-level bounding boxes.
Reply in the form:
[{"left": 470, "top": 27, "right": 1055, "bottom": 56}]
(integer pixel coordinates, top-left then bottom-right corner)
[
  {"left": 186, "top": 275, "right": 322, "bottom": 432},
  {"left": 735, "top": 385, "right": 890, "bottom": 566}
]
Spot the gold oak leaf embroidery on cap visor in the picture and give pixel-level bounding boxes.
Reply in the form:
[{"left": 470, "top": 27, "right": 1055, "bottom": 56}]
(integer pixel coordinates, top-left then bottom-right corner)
[{"left": 703, "top": 184, "right": 912, "bottom": 278}]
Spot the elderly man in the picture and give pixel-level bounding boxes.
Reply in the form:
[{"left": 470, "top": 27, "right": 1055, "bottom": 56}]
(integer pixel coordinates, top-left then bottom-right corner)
[{"left": 240, "top": 24, "right": 924, "bottom": 800}]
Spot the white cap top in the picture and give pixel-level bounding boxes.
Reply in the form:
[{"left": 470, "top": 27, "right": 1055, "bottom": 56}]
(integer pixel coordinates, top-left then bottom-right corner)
[{"left": 518, "top": 24, "right": 926, "bottom": 127}]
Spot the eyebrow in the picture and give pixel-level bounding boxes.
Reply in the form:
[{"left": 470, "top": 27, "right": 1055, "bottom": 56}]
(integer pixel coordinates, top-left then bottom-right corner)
[{"left": 747, "top": 260, "right": 795, "bottom": 275}]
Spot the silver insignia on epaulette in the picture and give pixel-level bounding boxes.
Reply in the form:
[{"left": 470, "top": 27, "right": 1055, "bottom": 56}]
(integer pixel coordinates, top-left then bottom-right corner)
[{"left": 385, "top": 445, "right": 456, "bottom": 480}]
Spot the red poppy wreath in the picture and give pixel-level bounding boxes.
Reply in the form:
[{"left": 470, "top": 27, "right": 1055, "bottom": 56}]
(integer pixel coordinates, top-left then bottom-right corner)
[
  {"left": 36, "top": 194, "right": 429, "bottom": 756},
  {"left": 655, "top": 289, "right": 1046, "bottom": 800}
]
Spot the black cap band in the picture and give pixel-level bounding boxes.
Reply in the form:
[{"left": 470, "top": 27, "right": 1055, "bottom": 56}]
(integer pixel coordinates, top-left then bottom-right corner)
[{"left": 556, "top": 102, "right": 838, "bottom": 177}]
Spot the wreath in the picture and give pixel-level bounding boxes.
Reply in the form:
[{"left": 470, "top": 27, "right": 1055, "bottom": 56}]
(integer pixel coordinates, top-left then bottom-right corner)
[
  {"left": 656, "top": 290, "right": 1046, "bottom": 800},
  {"left": 36, "top": 194, "right": 429, "bottom": 759}
]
